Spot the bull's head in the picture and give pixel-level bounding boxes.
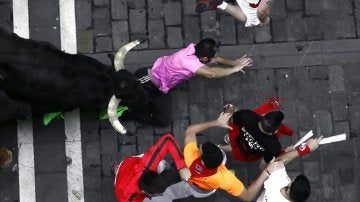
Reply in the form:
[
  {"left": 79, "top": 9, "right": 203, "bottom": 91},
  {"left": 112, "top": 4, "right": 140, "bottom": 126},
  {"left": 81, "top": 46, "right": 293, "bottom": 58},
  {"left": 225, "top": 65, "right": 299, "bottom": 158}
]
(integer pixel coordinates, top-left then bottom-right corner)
[{"left": 107, "top": 40, "right": 143, "bottom": 135}]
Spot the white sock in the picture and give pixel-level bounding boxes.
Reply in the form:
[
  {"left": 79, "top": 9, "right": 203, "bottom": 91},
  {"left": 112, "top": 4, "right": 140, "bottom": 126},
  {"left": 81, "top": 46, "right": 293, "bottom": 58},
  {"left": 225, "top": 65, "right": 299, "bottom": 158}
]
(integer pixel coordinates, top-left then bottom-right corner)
[{"left": 217, "top": 2, "right": 228, "bottom": 10}]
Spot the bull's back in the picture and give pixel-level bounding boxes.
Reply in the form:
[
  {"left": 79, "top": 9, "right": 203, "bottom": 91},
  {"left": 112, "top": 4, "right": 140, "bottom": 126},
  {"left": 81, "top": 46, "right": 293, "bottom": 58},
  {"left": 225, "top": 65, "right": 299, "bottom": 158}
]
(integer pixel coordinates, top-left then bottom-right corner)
[{"left": 0, "top": 28, "right": 115, "bottom": 110}]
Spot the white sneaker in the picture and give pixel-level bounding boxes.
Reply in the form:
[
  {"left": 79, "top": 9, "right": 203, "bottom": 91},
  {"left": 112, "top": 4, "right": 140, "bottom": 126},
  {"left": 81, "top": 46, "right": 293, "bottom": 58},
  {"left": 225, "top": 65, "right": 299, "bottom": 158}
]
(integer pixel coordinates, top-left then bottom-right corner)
[
  {"left": 157, "top": 160, "right": 171, "bottom": 173},
  {"left": 224, "top": 133, "right": 230, "bottom": 144}
]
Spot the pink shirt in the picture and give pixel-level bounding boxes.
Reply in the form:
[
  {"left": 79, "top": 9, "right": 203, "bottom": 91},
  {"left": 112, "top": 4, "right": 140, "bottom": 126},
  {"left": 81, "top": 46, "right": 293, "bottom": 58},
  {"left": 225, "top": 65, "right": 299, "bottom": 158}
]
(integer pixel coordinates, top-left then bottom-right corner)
[{"left": 151, "top": 43, "right": 204, "bottom": 93}]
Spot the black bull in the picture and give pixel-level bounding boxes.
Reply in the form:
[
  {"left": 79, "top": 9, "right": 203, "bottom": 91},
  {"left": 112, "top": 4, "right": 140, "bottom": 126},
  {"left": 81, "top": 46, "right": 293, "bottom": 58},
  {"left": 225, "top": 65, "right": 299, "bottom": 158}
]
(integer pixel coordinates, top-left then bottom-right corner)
[{"left": 0, "top": 28, "right": 149, "bottom": 122}]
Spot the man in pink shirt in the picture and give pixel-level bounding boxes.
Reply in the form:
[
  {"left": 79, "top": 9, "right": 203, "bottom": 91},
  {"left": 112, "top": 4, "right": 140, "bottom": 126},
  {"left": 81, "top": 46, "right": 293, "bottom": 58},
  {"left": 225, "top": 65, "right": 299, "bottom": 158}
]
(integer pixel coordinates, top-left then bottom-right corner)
[
  {"left": 151, "top": 38, "right": 252, "bottom": 93},
  {"left": 126, "top": 38, "right": 252, "bottom": 127}
]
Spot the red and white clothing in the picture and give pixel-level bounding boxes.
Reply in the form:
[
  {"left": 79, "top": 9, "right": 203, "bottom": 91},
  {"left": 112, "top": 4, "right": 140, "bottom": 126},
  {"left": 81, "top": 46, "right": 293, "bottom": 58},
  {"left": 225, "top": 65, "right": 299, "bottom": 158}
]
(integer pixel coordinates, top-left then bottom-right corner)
[
  {"left": 237, "top": 0, "right": 262, "bottom": 27},
  {"left": 256, "top": 167, "right": 291, "bottom": 202},
  {"left": 114, "top": 133, "right": 186, "bottom": 202}
]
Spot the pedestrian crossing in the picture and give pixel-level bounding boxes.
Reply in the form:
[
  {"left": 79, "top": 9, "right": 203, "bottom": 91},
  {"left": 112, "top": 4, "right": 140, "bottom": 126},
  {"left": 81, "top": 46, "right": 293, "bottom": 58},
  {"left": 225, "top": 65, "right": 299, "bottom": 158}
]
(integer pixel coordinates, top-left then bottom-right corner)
[
  {"left": 13, "top": 0, "right": 36, "bottom": 201},
  {"left": 4, "top": 0, "right": 85, "bottom": 201}
]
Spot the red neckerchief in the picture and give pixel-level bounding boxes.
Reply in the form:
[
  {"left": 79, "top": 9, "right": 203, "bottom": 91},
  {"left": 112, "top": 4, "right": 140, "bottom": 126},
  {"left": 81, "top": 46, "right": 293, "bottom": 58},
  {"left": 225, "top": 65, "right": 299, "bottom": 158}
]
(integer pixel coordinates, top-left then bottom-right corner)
[
  {"left": 189, "top": 158, "right": 217, "bottom": 178},
  {"left": 249, "top": 0, "right": 262, "bottom": 8}
]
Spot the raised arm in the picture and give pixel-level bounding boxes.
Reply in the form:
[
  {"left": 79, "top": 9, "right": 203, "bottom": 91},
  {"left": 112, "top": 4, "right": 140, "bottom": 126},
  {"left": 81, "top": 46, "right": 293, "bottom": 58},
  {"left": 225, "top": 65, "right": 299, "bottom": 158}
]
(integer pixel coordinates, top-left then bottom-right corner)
[
  {"left": 184, "top": 112, "right": 233, "bottom": 145},
  {"left": 195, "top": 55, "right": 252, "bottom": 78},
  {"left": 238, "top": 159, "right": 284, "bottom": 201},
  {"left": 258, "top": 136, "right": 323, "bottom": 171},
  {"left": 213, "top": 55, "right": 249, "bottom": 66},
  {"left": 276, "top": 136, "right": 323, "bottom": 164},
  {"left": 142, "top": 133, "right": 186, "bottom": 171}
]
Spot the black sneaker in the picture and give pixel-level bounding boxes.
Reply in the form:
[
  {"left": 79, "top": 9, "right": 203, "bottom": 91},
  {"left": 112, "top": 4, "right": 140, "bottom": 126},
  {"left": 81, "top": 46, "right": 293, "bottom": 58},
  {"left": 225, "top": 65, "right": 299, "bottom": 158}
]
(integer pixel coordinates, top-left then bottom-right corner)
[{"left": 196, "top": 0, "right": 223, "bottom": 13}]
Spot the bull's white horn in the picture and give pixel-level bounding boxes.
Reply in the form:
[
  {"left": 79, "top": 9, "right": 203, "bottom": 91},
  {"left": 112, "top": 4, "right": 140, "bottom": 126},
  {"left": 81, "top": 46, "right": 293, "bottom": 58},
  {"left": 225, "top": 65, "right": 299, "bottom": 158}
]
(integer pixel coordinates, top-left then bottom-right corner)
[
  {"left": 114, "top": 40, "right": 141, "bottom": 71},
  {"left": 107, "top": 95, "right": 127, "bottom": 134},
  {"left": 108, "top": 40, "right": 144, "bottom": 134}
]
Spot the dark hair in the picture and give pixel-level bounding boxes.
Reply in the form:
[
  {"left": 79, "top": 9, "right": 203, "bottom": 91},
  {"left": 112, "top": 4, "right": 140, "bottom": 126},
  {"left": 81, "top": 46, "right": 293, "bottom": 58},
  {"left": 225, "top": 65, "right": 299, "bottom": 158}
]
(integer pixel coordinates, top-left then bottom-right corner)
[
  {"left": 289, "top": 175, "right": 311, "bottom": 202},
  {"left": 138, "top": 170, "right": 167, "bottom": 195},
  {"left": 194, "top": 38, "right": 219, "bottom": 59},
  {"left": 200, "top": 141, "right": 223, "bottom": 169},
  {"left": 261, "top": 111, "right": 284, "bottom": 133}
]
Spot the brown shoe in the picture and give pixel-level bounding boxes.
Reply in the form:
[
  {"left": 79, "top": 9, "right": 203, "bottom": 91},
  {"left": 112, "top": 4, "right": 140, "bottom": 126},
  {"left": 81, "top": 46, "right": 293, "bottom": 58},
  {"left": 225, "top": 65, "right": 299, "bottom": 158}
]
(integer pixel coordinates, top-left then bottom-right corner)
[{"left": 0, "top": 148, "right": 13, "bottom": 168}]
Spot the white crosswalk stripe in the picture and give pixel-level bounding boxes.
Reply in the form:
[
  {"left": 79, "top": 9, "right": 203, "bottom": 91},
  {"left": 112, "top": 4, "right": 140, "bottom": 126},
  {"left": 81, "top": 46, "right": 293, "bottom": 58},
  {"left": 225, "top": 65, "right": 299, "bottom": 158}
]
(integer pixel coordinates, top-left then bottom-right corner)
[
  {"left": 59, "top": 0, "right": 85, "bottom": 201},
  {"left": 13, "top": 1, "right": 36, "bottom": 202},
  {"left": 13, "top": 0, "right": 85, "bottom": 201}
]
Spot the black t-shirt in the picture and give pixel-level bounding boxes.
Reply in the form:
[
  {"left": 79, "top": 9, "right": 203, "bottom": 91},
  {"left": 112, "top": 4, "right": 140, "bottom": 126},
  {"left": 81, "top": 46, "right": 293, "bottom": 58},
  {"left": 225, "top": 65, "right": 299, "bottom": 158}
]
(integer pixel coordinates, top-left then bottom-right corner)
[{"left": 233, "top": 109, "right": 282, "bottom": 163}]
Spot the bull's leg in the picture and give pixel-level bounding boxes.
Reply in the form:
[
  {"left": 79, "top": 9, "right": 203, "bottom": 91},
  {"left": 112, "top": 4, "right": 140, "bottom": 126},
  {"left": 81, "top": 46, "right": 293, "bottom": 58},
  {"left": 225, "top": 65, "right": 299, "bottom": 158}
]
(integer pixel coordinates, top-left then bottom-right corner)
[
  {"left": 0, "top": 91, "right": 31, "bottom": 122},
  {"left": 42, "top": 111, "right": 64, "bottom": 126},
  {"left": 122, "top": 93, "right": 172, "bottom": 127}
]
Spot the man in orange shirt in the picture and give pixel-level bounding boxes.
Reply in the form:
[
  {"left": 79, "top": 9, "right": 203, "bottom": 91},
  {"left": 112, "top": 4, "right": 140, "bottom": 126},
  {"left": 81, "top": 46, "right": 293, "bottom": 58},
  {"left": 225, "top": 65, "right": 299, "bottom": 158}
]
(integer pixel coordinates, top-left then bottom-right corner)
[{"left": 147, "top": 112, "right": 284, "bottom": 201}]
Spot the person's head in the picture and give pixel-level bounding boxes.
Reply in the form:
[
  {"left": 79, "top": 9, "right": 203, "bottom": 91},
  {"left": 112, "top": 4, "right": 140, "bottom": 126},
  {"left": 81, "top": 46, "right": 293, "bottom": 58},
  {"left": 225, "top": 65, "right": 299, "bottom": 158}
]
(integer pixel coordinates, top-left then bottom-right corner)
[
  {"left": 200, "top": 141, "right": 223, "bottom": 169},
  {"left": 195, "top": 38, "right": 219, "bottom": 64},
  {"left": 261, "top": 111, "right": 285, "bottom": 134},
  {"left": 138, "top": 170, "right": 167, "bottom": 196},
  {"left": 288, "top": 175, "right": 311, "bottom": 202},
  {"left": 0, "top": 148, "right": 12, "bottom": 168}
]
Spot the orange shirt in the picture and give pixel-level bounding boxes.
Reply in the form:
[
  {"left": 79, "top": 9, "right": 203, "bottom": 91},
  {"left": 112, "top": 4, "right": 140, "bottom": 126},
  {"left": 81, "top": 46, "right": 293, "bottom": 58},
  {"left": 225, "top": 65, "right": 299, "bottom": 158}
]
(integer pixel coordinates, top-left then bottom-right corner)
[{"left": 184, "top": 142, "right": 245, "bottom": 197}]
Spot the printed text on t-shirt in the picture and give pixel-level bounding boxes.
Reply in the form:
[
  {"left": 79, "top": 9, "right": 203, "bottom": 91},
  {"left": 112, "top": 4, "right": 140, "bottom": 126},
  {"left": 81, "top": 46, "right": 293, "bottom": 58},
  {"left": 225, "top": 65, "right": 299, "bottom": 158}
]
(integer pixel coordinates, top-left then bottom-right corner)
[{"left": 241, "top": 127, "right": 265, "bottom": 151}]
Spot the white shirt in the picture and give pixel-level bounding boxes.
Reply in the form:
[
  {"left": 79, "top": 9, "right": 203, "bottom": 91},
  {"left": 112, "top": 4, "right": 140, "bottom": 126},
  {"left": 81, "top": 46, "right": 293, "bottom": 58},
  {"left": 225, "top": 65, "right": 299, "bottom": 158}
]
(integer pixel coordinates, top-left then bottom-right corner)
[{"left": 257, "top": 167, "right": 291, "bottom": 202}]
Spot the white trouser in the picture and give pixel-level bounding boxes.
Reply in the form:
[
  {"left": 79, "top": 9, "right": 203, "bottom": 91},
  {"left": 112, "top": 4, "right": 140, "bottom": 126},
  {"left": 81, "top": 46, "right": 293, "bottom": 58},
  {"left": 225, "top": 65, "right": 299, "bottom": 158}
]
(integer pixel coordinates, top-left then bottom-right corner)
[
  {"left": 236, "top": 0, "right": 261, "bottom": 27},
  {"left": 144, "top": 181, "right": 216, "bottom": 202}
]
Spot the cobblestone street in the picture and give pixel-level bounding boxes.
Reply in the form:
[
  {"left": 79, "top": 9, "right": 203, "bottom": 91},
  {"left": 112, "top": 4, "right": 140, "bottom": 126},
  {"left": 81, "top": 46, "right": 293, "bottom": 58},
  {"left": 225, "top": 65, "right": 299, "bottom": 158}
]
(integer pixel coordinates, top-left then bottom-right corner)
[{"left": 1, "top": 0, "right": 360, "bottom": 201}]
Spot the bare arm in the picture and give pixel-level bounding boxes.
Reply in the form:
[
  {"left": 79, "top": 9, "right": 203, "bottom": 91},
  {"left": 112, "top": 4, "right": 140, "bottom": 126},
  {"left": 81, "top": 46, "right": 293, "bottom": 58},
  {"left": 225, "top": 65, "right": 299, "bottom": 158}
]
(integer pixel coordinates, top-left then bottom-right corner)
[
  {"left": 195, "top": 56, "right": 252, "bottom": 78},
  {"left": 184, "top": 113, "right": 232, "bottom": 145},
  {"left": 239, "top": 159, "right": 284, "bottom": 201},
  {"left": 213, "top": 56, "right": 238, "bottom": 66},
  {"left": 214, "top": 55, "right": 252, "bottom": 66},
  {"left": 276, "top": 136, "right": 323, "bottom": 164},
  {"left": 258, "top": 136, "right": 324, "bottom": 171}
]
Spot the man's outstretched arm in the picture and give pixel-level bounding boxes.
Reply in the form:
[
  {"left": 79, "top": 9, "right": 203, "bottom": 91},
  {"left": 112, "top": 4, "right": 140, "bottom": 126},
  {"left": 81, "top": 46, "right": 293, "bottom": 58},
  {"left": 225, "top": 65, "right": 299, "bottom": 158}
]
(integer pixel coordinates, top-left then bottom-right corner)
[
  {"left": 184, "top": 112, "right": 233, "bottom": 145},
  {"left": 276, "top": 136, "right": 323, "bottom": 164},
  {"left": 213, "top": 55, "right": 250, "bottom": 66},
  {"left": 195, "top": 55, "right": 252, "bottom": 78},
  {"left": 258, "top": 136, "right": 323, "bottom": 170},
  {"left": 238, "top": 159, "right": 284, "bottom": 201}
]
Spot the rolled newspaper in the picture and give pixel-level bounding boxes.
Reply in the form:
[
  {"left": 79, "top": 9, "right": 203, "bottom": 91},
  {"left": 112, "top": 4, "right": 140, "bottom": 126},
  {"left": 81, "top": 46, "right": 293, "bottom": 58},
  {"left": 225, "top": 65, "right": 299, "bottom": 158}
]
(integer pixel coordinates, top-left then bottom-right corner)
[
  {"left": 294, "top": 130, "right": 314, "bottom": 148},
  {"left": 319, "top": 133, "right": 346, "bottom": 145}
]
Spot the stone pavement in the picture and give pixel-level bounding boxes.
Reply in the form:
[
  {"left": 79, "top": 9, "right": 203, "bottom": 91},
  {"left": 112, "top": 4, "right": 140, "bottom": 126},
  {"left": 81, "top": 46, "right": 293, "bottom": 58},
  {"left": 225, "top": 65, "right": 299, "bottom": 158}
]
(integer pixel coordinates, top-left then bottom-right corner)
[{"left": 1, "top": 0, "right": 360, "bottom": 201}]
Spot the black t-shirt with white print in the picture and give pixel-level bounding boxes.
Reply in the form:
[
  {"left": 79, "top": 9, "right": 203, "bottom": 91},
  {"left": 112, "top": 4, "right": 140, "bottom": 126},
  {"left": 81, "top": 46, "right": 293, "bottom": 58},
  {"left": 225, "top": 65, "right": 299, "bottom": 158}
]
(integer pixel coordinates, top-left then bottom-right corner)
[{"left": 233, "top": 109, "right": 282, "bottom": 163}]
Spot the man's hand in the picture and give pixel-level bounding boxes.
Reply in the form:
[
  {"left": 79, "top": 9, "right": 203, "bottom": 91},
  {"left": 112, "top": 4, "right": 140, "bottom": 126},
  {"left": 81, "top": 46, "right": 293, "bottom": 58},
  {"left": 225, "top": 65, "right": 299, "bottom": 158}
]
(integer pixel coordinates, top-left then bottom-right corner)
[
  {"left": 179, "top": 167, "right": 191, "bottom": 181},
  {"left": 233, "top": 55, "right": 253, "bottom": 73},
  {"left": 216, "top": 112, "right": 233, "bottom": 130},
  {"left": 265, "top": 157, "right": 284, "bottom": 175},
  {"left": 306, "top": 136, "right": 323, "bottom": 151}
]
